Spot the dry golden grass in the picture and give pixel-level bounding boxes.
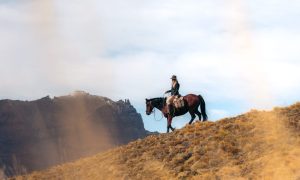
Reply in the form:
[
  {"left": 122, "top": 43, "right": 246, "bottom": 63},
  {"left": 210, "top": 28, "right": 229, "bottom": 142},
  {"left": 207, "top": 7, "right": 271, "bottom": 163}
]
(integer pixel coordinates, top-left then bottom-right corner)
[{"left": 11, "top": 103, "right": 300, "bottom": 180}]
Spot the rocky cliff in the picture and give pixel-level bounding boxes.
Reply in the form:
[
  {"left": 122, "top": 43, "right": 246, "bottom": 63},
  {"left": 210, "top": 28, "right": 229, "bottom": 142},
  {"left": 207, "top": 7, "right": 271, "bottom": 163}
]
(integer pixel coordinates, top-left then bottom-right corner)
[{"left": 0, "top": 91, "right": 150, "bottom": 177}]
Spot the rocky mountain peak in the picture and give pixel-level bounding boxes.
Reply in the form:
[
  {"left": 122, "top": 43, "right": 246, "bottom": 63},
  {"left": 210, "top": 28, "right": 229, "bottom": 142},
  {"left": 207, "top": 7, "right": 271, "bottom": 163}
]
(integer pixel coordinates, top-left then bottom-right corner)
[{"left": 0, "top": 92, "right": 151, "bottom": 177}]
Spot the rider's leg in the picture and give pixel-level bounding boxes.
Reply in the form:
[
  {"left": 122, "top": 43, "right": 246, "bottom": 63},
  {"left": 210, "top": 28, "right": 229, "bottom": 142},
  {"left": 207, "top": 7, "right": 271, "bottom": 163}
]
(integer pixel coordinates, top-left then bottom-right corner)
[{"left": 166, "top": 96, "right": 175, "bottom": 116}]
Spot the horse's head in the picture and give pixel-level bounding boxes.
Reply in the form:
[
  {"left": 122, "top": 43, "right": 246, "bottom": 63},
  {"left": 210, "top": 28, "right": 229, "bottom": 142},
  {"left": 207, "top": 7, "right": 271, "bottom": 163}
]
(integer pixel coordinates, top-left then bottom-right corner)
[{"left": 145, "top": 99, "right": 154, "bottom": 115}]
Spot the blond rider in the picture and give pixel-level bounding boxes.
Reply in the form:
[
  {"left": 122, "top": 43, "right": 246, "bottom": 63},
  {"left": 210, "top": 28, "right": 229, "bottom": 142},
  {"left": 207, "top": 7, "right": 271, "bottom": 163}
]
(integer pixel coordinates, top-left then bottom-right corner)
[{"left": 165, "top": 75, "right": 180, "bottom": 116}]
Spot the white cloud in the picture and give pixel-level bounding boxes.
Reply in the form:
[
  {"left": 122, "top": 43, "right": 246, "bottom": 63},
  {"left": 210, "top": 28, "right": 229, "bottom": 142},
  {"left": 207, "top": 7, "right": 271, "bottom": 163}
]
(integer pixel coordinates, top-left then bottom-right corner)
[{"left": 0, "top": 0, "right": 300, "bottom": 131}]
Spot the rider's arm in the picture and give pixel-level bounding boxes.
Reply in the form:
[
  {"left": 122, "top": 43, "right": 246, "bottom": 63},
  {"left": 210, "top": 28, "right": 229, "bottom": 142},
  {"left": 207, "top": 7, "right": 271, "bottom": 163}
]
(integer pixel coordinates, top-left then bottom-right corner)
[{"left": 165, "top": 90, "right": 171, "bottom": 94}]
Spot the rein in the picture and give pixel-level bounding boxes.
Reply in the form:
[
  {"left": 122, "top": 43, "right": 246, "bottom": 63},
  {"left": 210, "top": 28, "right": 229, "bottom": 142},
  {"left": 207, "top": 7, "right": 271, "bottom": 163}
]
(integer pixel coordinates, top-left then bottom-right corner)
[
  {"left": 153, "top": 108, "right": 164, "bottom": 121},
  {"left": 151, "top": 96, "right": 165, "bottom": 122}
]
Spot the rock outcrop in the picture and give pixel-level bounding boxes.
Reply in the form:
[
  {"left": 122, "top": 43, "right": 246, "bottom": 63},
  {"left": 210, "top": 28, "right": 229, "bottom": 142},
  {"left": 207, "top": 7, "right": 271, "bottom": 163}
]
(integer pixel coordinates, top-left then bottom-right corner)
[{"left": 0, "top": 91, "right": 150, "bottom": 177}]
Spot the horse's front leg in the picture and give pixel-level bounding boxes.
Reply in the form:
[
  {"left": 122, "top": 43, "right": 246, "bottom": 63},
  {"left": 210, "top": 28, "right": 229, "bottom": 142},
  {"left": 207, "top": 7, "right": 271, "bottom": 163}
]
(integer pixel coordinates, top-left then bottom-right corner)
[
  {"left": 167, "top": 115, "right": 175, "bottom": 133},
  {"left": 167, "top": 125, "right": 175, "bottom": 133},
  {"left": 170, "top": 125, "right": 175, "bottom": 131},
  {"left": 167, "top": 116, "right": 171, "bottom": 133}
]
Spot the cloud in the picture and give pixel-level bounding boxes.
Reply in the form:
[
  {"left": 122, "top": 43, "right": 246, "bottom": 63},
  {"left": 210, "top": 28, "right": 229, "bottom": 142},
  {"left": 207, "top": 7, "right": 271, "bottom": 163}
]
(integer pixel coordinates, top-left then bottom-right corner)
[{"left": 0, "top": 0, "right": 300, "bottom": 132}]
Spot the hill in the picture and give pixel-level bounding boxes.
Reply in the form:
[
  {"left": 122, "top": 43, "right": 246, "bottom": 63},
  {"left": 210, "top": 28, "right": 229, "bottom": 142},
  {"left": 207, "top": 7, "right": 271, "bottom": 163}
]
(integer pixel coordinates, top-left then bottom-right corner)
[
  {"left": 11, "top": 102, "right": 300, "bottom": 180},
  {"left": 0, "top": 91, "right": 152, "bottom": 177}
]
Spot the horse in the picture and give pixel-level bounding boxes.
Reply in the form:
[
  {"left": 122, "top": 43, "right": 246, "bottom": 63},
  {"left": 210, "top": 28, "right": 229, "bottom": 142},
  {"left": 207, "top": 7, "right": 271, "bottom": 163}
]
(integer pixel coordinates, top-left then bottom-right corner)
[{"left": 146, "top": 94, "right": 207, "bottom": 133}]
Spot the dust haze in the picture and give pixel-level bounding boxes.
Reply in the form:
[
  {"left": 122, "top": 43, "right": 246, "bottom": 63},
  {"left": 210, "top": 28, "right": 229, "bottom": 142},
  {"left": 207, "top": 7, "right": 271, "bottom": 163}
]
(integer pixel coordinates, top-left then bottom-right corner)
[
  {"left": 225, "top": 1, "right": 300, "bottom": 178},
  {"left": 15, "top": 1, "right": 116, "bottom": 172},
  {"left": 225, "top": 0, "right": 272, "bottom": 108}
]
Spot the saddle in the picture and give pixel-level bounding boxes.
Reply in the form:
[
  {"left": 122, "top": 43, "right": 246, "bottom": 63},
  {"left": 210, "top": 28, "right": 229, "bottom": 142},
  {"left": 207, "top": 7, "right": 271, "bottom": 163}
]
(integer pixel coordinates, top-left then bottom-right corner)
[{"left": 173, "top": 96, "right": 185, "bottom": 109}]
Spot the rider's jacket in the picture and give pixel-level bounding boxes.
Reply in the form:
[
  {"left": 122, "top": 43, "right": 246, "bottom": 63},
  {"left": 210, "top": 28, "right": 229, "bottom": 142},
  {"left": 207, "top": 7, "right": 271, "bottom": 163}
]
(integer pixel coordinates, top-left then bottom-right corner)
[{"left": 166, "top": 82, "right": 180, "bottom": 96}]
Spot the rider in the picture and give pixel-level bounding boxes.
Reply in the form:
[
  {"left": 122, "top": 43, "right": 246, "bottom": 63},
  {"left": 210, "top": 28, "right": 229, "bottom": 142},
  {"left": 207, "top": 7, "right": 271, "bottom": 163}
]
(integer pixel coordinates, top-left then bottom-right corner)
[{"left": 165, "top": 75, "right": 180, "bottom": 116}]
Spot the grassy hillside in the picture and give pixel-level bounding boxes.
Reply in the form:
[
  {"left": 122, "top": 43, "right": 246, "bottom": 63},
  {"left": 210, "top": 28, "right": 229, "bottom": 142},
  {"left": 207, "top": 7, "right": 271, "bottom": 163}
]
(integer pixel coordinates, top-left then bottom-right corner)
[{"left": 12, "top": 103, "right": 300, "bottom": 180}]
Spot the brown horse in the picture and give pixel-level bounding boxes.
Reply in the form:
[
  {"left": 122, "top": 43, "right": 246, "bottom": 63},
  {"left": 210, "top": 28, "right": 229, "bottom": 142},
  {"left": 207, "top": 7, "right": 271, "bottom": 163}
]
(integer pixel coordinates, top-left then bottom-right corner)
[{"left": 146, "top": 94, "right": 207, "bottom": 133}]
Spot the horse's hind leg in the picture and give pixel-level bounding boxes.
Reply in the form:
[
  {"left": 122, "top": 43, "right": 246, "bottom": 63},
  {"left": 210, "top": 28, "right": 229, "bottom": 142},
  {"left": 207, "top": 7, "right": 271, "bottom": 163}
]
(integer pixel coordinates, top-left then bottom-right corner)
[
  {"left": 195, "top": 109, "right": 202, "bottom": 122},
  {"left": 189, "top": 111, "right": 196, "bottom": 124}
]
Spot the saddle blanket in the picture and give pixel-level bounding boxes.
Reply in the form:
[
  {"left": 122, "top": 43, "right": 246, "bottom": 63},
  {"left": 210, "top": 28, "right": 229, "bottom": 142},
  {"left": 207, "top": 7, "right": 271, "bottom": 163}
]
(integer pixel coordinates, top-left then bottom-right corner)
[{"left": 173, "top": 96, "right": 185, "bottom": 108}]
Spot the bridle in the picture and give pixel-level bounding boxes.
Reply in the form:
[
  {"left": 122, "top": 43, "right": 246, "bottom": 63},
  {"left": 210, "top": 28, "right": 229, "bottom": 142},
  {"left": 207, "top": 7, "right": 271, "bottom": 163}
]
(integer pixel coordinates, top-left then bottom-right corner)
[{"left": 147, "top": 101, "right": 154, "bottom": 114}]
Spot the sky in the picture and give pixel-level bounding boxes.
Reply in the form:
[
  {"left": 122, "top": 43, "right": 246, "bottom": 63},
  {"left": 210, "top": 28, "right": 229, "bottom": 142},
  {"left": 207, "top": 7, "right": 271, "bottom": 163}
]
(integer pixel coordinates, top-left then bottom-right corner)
[{"left": 0, "top": 0, "right": 300, "bottom": 132}]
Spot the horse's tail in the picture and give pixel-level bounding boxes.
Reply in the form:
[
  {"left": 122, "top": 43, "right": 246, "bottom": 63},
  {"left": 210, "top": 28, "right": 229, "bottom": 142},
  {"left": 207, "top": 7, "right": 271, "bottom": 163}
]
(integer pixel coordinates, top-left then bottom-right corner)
[{"left": 198, "top": 95, "right": 208, "bottom": 121}]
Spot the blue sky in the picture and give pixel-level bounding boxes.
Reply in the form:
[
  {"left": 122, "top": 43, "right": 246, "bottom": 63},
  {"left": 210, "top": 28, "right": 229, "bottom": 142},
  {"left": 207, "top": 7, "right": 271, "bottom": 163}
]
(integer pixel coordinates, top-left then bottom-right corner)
[{"left": 0, "top": 0, "right": 300, "bottom": 132}]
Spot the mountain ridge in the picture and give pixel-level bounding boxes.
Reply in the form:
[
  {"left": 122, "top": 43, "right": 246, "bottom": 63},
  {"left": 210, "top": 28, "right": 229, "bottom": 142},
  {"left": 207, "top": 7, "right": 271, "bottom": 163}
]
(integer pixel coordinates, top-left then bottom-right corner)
[{"left": 0, "top": 92, "right": 152, "bottom": 177}]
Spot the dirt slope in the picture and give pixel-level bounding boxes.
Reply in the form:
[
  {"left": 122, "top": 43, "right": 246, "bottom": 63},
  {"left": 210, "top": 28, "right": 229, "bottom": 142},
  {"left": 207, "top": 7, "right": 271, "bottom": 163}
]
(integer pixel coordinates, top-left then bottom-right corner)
[{"left": 12, "top": 103, "right": 300, "bottom": 180}]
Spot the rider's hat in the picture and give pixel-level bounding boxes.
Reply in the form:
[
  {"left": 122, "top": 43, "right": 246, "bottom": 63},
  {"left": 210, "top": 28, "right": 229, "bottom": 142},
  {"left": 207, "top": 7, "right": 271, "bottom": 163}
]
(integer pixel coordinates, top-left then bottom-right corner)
[{"left": 171, "top": 75, "right": 177, "bottom": 80}]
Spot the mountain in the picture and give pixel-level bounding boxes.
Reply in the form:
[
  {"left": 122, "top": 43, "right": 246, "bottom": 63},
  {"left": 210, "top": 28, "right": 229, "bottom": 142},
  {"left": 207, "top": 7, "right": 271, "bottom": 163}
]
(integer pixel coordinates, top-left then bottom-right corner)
[
  {"left": 12, "top": 102, "right": 300, "bottom": 180},
  {"left": 0, "top": 91, "right": 152, "bottom": 178}
]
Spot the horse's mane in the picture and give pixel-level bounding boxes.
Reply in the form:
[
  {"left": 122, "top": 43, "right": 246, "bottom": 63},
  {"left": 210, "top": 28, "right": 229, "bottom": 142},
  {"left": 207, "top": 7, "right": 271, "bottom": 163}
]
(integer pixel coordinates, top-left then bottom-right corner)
[
  {"left": 149, "top": 97, "right": 165, "bottom": 106},
  {"left": 149, "top": 97, "right": 164, "bottom": 101}
]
